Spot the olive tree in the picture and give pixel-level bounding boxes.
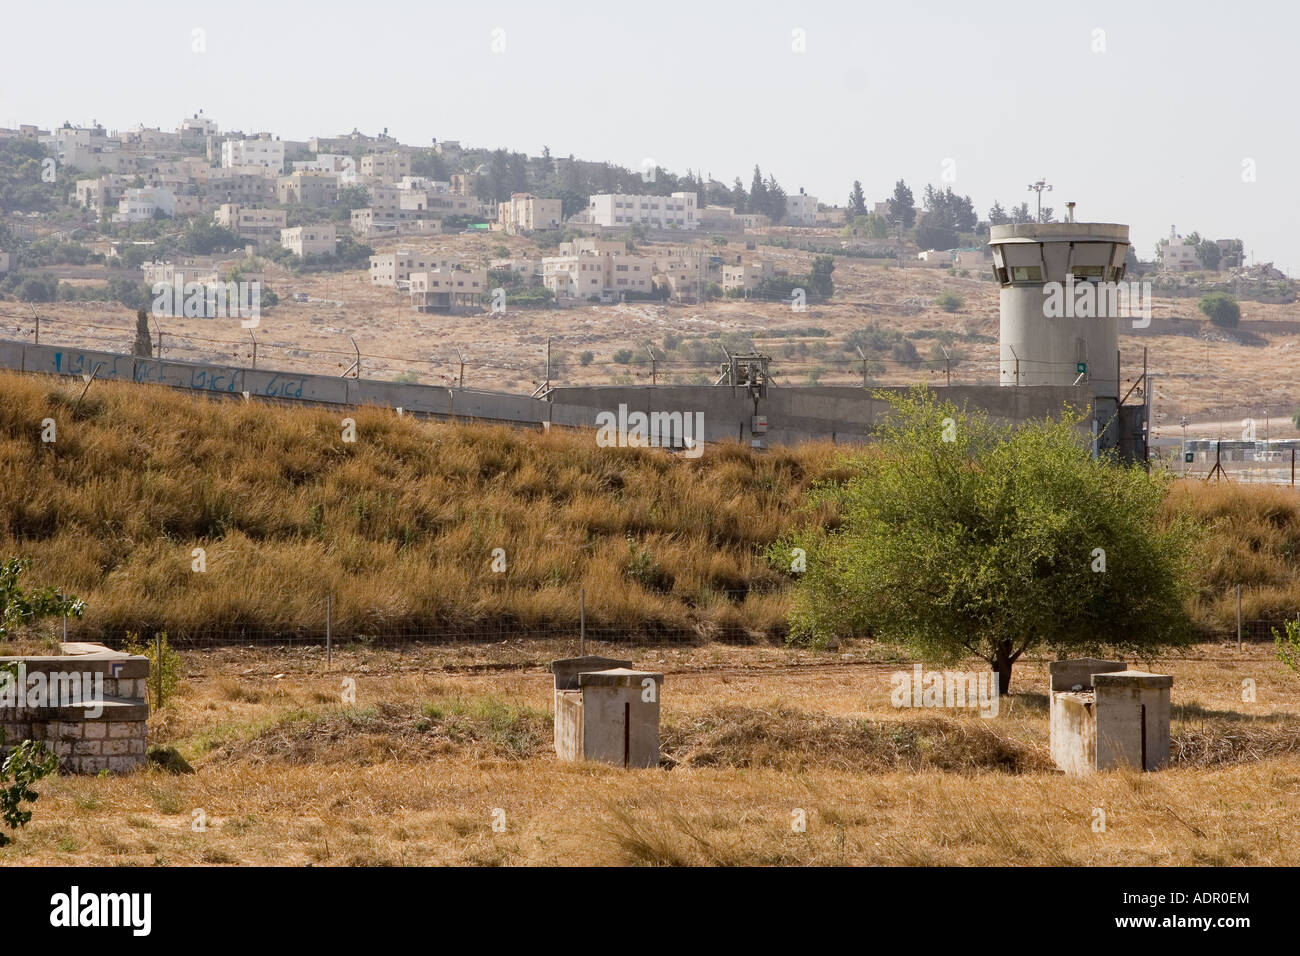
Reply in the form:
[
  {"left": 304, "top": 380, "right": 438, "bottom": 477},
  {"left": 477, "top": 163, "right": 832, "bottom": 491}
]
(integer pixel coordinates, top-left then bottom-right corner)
[{"left": 784, "top": 389, "right": 1199, "bottom": 694}]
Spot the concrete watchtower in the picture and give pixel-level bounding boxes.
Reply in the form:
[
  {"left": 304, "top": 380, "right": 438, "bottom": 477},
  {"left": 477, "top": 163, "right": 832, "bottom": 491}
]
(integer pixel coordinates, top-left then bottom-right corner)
[{"left": 989, "top": 219, "right": 1132, "bottom": 448}]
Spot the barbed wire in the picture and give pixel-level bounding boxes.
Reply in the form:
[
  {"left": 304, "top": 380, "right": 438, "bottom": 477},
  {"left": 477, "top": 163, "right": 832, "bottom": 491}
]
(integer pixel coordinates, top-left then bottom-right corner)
[{"left": 0, "top": 310, "right": 1097, "bottom": 384}]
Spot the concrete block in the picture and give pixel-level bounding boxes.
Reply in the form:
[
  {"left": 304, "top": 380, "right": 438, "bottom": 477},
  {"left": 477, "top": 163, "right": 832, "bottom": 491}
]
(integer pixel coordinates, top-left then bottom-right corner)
[
  {"left": 552, "top": 656, "right": 631, "bottom": 760},
  {"left": 1094, "top": 671, "right": 1172, "bottom": 771},
  {"left": 1049, "top": 659, "right": 1173, "bottom": 774},
  {"left": 83, "top": 722, "right": 107, "bottom": 739},
  {"left": 577, "top": 668, "right": 663, "bottom": 769},
  {"left": 554, "top": 689, "right": 584, "bottom": 762},
  {"left": 551, "top": 656, "right": 633, "bottom": 692},
  {"left": 552, "top": 659, "right": 663, "bottom": 768},
  {"left": 1049, "top": 691, "right": 1096, "bottom": 775},
  {"left": 1049, "top": 658, "right": 1125, "bottom": 692}
]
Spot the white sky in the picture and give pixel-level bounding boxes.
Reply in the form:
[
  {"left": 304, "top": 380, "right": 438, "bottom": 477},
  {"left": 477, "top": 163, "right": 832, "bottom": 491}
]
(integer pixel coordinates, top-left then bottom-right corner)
[{"left": 3, "top": 0, "right": 1295, "bottom": 270}]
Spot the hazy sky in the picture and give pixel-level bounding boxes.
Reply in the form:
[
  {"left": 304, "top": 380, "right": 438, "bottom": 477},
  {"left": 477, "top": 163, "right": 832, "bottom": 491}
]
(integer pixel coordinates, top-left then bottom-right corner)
[{"left": 4, "top": 0, "right": 1296, "bottom": 270}]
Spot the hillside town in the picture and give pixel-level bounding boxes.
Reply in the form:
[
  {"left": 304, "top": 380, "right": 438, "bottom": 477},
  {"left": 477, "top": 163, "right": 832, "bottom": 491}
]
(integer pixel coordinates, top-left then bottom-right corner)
[{"left": 4, "top": 114, "right": 1285, "bottom": 325}]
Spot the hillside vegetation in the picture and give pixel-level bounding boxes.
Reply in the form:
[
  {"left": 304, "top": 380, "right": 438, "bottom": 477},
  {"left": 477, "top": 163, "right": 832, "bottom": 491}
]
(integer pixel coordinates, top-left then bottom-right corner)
[
  {"left": 1, "top": 368, "right": 1297, "bottom": 645},
  {"left": 0, "top": 370, "right": 841, "bottom": 644}
]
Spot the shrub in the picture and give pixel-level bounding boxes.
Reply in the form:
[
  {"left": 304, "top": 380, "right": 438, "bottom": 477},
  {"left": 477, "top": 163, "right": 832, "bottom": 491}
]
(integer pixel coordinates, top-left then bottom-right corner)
[
  {"left": 123, "top": 631, "right": 183, "bottom": 709},
  {"left": 0, "top": 716, "right": 58, "bottom": 846},
  {"left": 1198, "top": 292, "right": 1240, "bottom": 328},
  {"left": 891, "top": 339, "right": 921, "bottom": 368},
  {"left": 1275, "top": 620, "right": 1300, "bottom": 673},
  {"left": 935, "top": 293, "right": 963, "bottom": 313}
]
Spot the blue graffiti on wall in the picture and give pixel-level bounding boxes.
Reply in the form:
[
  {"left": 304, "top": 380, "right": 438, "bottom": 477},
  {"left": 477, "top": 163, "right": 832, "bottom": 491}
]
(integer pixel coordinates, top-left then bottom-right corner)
[
  {"left": 260, "top": 373, "right": 306, "bottom": 399},
  {"left": 190, "top": 367, "right": 239, "bottom": 393},
  {"left": 52, "top": 351, "right": 128, "bottom": 379}
]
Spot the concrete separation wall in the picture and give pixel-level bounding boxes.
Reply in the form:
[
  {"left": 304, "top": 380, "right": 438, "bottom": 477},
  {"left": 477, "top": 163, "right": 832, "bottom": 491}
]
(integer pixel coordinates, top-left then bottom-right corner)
[
  {"left": 4, "top": 340, "right": 549, "bottom": 428},
  {"left": 547, "top": 383, "right": 1092, "bottom": 446},
  {"left": 1, "top": 338, "right": 1090, "bottom": 448}
]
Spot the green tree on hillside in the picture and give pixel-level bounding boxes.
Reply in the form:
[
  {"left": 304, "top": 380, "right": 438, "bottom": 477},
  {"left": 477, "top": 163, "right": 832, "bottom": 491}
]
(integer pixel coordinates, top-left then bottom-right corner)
[
  {"left": 782, "top": 389, "right": 1198, "bottom": 693},
  {"left": 848, "top": 181, "right": 867, "bottom": 217},
  {"left": 181, "top": 217, "right": 241, "bottom": 255},
  {"left": 133, "top": 308, "right": 152, "bottom": 357},
  {"left": 1199, "top": 291, "right": 1240, "bottom": 328},
  {"left": 887, "top": 179, "right": 916, "bottom": 228},
  {"left": 730, "top": 178, "right": 747, "bottom": 213},
  {"left": 809, "top": 255, "right": 835, "bottom": 299}
]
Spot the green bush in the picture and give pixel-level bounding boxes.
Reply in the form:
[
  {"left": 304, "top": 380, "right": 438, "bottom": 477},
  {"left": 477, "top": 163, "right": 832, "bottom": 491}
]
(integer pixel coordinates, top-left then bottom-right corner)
[
  {"left": 935, "top": 293, "right": 963, "bottom": 313},
  {"left": 1198, "top": 291, "right": 1240, "bottom": 328},
  {"left": 122, "top": 631, "right": 183, "bottom": 709},
  {"left": 1274, "top": 619, "right": 1300, "bottom": 673}
]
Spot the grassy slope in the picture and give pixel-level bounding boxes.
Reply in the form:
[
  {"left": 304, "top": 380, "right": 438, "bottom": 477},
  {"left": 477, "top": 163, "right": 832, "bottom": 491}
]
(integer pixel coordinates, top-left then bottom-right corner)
[
  {"left": 0, "top": 369, "right": 841, "bottom": 644},
  {"left": 2, "top": 367, "right": 1299, "bottom": 646}
]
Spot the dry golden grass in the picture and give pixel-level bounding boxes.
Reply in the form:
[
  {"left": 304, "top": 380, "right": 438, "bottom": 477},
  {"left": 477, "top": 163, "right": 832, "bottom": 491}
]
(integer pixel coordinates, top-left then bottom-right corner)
[
  {"left": 1163, "top": 480, "right": 1300, "bottom": 629},
  {"left": 4, "top": 367, "right": 1300, "bottom": 647},
  {"left": 4, "top": 639, "right": 1299, "bottom": 866},
  {"left": 0, "top": 367, "right": 841, "bottom": 643}
]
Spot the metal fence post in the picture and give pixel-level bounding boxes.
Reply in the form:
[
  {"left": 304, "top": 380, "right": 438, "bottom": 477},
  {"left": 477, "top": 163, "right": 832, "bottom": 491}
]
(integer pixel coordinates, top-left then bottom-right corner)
[
  {"left": 154, "top": 632, "right": 163, "bottom": 709},
  {"left": 1236, "top": 584, "right": 1242, "bottom": 651}
]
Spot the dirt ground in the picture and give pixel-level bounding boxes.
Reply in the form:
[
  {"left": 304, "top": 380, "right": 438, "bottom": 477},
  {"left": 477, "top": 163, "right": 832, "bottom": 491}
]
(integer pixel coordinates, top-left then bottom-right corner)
[{"left": 4, "top": 638, "right": 1299, "bottom": 866}]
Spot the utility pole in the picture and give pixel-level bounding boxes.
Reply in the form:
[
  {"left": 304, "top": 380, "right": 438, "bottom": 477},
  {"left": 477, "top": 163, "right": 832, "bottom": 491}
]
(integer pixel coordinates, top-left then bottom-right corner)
[
  {"left": 1027, "top": 178, "right": 1053, "bottom": 222},
  {"left": 1181, "top": 416, "right": 1188, "bottom": 476}
]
